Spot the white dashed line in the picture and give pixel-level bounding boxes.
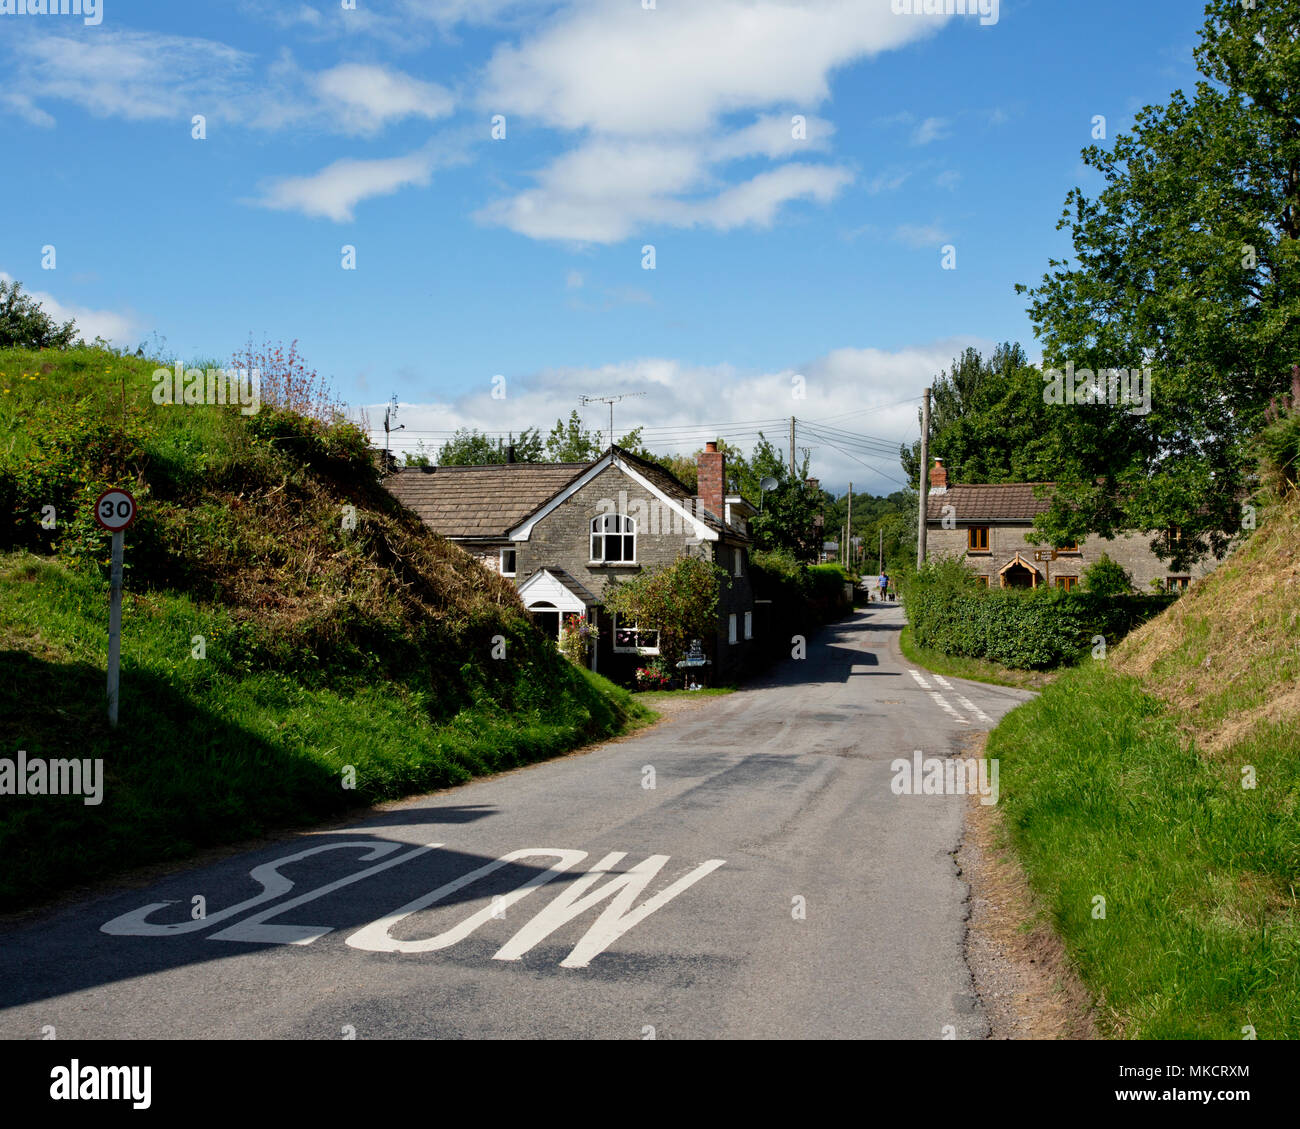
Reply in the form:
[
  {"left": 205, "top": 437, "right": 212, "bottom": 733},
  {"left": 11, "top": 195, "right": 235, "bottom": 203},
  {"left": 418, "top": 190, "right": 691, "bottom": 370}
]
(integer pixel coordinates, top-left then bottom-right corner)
[
  {"left": 954, "top": 694, "right": 994, "bottom": 724},
  {"left": 909, "top": 669, "right": 968, "bottom": 723}
]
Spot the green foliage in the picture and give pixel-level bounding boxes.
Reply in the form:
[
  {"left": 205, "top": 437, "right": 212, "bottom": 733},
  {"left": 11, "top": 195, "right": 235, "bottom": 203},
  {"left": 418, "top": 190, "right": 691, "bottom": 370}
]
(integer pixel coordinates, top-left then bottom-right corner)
[
  {"left": 906, "top": 556, "right": 1173, "bottom": 668},
  {"left": 0, "top": 278, "right": 78, "bottom": 349},
  {"left": 1015, "top": 0, "right": 1300, "bottom": 568},
  {"left": 546, "top": 409, "right": 604, "bottom": 462},
  {"left": 603, "top": 553, "right": 725, "bottom": 666},
  {"left": 898, "top": 343, "right": 1065, "bottom": 487},
  {"left": 1081, "top": 552, "right": 1134, "bottom": 597},
  {"left": 1256, "top": 367, "right": 1300, "bottom": 496},
  {"left": 751, "top": 475, "right": 823, "bottom": 561},
  {"left": 437, "top": 427, "right": 545, "bottom": 465}
]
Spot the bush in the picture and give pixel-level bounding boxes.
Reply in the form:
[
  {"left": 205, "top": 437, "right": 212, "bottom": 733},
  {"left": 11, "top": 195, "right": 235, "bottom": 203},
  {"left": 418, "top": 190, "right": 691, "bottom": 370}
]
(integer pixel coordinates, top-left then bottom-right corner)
[{"left": 1081, "top": 552, "right": 1134, "bottom": 596}]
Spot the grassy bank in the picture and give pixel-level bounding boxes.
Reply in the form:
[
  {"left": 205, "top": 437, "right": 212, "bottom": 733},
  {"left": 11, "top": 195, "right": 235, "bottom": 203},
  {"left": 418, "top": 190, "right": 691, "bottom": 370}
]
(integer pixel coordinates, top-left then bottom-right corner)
[
  {"left": 0, "top": 552, "right": 651, "bottom": 911},
  {"left": 985, "top": 492, "right": 1300, "bottom": 1038},
  {"left": 0, "top": 345, "right": 651, "bottom": 911}
]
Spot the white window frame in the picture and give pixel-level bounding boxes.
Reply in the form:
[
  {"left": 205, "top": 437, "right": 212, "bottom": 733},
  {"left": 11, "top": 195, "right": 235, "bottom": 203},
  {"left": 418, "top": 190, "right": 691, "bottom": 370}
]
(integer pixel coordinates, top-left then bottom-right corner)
[
  {"left": 743, "top": 610, "right": 752, "bottom": 639},
  {"left": 728, "top": 613, "right": 738, "bottom": 645},
  {"left": 499, "top": 547, "right": 517, "bottom": 577},
  {"left": 611, "top": 613, "right": 660, "bottom": 655},
  {"left": 732, "top": 546, "right": 744, "bottom": 577},
  {"left": 590, "top": 513, "right": 637, "bottom": 564}
]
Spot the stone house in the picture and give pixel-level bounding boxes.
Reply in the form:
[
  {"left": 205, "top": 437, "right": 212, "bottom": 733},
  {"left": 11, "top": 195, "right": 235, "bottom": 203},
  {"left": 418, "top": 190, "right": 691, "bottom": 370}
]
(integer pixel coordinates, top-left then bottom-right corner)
[
  {"left": 923, "top": 459, "right": 1218, "bottom": 592},
  {"left": 386, "top": 442, "right": 757, "bottom": 684}
]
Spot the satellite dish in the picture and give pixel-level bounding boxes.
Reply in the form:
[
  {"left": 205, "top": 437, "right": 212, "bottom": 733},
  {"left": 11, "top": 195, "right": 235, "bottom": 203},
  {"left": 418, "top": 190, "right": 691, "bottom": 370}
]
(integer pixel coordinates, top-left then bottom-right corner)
[{"left": 760, "top": 476, "right": 778, "bottom": 491}]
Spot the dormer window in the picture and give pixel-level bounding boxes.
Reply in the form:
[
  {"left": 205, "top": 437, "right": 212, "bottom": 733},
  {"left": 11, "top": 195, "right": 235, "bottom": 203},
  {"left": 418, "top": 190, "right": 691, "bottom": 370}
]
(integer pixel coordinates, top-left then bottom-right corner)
[{"left": 591, "top": 513, "right": 636, "bottom": 563}]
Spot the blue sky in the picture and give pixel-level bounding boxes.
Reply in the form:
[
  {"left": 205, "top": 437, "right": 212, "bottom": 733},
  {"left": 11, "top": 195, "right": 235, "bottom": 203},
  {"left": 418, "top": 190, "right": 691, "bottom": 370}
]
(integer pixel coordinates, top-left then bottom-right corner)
[{"left": 1, "top": 0, "right": 1208, "bottom": 494}]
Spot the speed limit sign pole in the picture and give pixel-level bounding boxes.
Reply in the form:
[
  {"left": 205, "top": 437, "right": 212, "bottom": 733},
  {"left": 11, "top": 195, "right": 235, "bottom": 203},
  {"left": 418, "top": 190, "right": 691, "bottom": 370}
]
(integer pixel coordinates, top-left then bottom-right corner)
[
  {"left": 107, "top": 528, "right": 124, "bottom": 726},
  {"left": 94, "top": 488, "right": 138, "bottom": 727}
]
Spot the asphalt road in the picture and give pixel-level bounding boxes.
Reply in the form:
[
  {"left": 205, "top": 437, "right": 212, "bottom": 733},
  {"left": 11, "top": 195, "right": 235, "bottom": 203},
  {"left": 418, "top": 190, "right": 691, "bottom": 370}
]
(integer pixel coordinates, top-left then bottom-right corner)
[{"left": 0, "top": 604, "right": 1035, "bottom": 1040}]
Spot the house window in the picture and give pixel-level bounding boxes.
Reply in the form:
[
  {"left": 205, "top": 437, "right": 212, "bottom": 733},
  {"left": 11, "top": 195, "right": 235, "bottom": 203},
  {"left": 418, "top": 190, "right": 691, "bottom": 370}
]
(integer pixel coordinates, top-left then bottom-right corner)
[
  {"left": 968, "top": 526, "right": 990, "bottom": 552},
  {"left": 976, "top": 575, "right": 989, "bottom": 587},
  {"left": 1058, "top": 541, "right": 1080, "bottom": 553},
  {"left": 743, "top": 610, "right": 753, "bottom": 639},
  {"left": 590, "top": 513, "right": 636, "bottom": 563},
  {"left": 1166, "top": 576, "right": 1190, "bottom": 592},
  {"left": 500, "top": 548, "right": 517, "bottom": 576},
  {"left": 728, "top": 614, "right": 738, "bottom": 645},
  {"left": 732, "top": 547, "right": 744, "bottom": 577},
  {"left": 1055, "top": 576, "right": 1078, "bottom": 591},
  {"left": 612, "top": 614, "right": 659, "bottom": 654}
]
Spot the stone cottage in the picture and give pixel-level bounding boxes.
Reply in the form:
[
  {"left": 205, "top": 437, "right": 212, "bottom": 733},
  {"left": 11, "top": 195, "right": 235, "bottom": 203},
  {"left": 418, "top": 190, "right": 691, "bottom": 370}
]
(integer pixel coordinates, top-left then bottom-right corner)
[
  {"left": 385, "top": 442, "right": 757, "bottom": 684},
  {"left": 923, "top": 459, "right": 1218, "bottom": 592}
]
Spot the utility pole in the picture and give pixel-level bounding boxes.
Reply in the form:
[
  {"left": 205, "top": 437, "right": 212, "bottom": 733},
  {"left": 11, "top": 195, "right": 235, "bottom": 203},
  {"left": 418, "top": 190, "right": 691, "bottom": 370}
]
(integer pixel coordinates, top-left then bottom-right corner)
[
  {"left": 878, "top": 526, "right": 883, "bottom": 573},
  {"left": 916, "top": 387, "right": 931, "bottom": 570},
  {"left": 789, "top": 416, "right": 796, "bottom": 476},
  {"left": 847, "top": 481, "right": 853, "bottom": 573},
  {"left": 383, "top": 395, "right": 403, "bottom": 473}
]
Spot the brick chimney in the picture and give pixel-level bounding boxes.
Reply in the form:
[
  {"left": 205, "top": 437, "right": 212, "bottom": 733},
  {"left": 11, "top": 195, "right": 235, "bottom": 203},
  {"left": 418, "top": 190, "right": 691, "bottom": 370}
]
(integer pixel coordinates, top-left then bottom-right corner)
[
  {"left": 697, "top": 441, "right": 725, "bottom": 522},
  {"left": 929, "top": 458, "right": 948, "bottom": 493}
]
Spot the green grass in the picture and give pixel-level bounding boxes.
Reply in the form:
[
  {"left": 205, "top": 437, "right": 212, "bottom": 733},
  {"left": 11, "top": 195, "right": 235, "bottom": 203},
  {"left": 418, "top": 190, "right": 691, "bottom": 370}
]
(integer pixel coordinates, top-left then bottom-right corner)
[
  {"left": 898, "top": 624, "right": 1057, "bottom": 690},
  {"left": 0, "top": 552, "right": 652, "bottom": 911},
  {"left": 634, "top": 687, "right": 736, "bottom": 704},
  {"left": 987, "top": 661, "right": 1300, "bottom": 1038}
]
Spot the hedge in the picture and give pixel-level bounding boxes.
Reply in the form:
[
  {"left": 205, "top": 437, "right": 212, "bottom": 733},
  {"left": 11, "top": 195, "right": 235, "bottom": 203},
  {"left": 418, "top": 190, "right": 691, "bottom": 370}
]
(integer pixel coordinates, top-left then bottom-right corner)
[{"left": 906, "top": 560, "right": 1174, "bottom": 669}]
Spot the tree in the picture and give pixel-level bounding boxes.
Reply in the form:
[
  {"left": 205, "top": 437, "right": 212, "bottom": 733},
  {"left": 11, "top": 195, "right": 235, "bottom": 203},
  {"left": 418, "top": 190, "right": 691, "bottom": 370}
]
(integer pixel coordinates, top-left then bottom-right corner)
[
  {"left": 546, "top": 410, "right": 604, "bottom": 462},
  {"left": 0, "top": 278, "right": 78, "bottom": 349},
  {"left": 437, "top": 427, "right": 544, "bottom": 465},
  {"left": 403, "top": 440, "right": 433, "bottom": 467},
  {"left": 1015, "top": 0, "right": 1300, "bottom": 569},
  {"left": 898, "top": 344, "right": 1067, "bottom": 487},
  {"left": 751, "top": 477, "right": 823, "bottom": 562},
  {"left": 603, "top": 554, "right": 725, "bottom": 667}
]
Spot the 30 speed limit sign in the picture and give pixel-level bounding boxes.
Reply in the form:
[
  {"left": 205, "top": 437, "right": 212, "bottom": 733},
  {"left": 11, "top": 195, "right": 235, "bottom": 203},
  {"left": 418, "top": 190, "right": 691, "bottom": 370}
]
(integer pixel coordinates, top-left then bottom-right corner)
[{"left": 94, "top": 488, "right": 138, "bottom": 532}]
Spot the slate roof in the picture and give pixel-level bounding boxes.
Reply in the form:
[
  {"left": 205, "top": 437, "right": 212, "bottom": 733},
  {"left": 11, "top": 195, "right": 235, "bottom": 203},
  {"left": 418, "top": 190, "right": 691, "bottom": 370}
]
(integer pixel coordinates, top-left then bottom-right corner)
[
  {"left": 384, "top": 446, "right": 745, "bottom": 540},
  {"left": 926, "top": 483, "right": 1056, "bottom": 523},
  {"left": 385, "top": 462, "right": 587, "bottom": 538}
]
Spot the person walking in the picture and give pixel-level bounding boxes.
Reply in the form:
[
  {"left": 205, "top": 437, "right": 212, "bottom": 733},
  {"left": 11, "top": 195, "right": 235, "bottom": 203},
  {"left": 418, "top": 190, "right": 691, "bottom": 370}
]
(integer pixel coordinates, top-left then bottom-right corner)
[{"left": 878, "top": 571, "right": 889, "bottom": 602}]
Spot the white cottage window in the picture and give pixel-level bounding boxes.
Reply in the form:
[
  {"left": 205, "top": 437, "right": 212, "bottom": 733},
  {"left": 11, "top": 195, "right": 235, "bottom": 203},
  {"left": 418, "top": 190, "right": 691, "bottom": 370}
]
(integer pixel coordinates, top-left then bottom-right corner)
[{"left": 590, "top": 513, "right": 636, "bottom": 563}]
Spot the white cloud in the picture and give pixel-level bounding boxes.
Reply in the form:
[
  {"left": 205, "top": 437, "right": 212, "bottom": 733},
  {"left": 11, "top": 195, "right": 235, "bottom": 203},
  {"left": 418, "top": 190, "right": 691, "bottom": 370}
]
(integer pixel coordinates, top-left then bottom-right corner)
[
  {"left": 935, "top": 169, "right": 962, "bottom": 190},
  {"left": 480, "top": 1, "right": 936, "bottom": 136},
  {"left": 0, "top": 29, "right": 447, "bottom": 137},
  {"left": 476, "top": 0, "right": 940, "bottom": 243},
  {"left": 911, "top": 115, "right": 950, "bottom": 145},
  {"left": 0, "top": 272, "right": 138, "bottom": 345},
  {"left": 313, "top": 63, "right": 454, "bottom": 135},
  {"left": 893, "top": 222, "right": 951, "bottom": 247},
  {"left": 375, "top": 336, "right": 991, "bottom": 494},
  {"left": 251, "top": 145, "right": 452, "bottom": 222}
]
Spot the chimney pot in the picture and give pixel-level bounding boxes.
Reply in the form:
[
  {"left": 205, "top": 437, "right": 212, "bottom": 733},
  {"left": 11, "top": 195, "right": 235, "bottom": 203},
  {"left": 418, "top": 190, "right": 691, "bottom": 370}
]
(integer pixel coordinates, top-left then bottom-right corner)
[{"left": 929, "top": 458, "right": 948, "bottom": 492}]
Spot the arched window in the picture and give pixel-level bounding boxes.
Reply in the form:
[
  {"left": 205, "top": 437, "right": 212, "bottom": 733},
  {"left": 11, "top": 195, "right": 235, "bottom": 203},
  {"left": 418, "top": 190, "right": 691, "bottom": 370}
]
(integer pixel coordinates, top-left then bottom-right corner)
[{"left": 590, "top": 513, "right": 636, "bottom": 563}]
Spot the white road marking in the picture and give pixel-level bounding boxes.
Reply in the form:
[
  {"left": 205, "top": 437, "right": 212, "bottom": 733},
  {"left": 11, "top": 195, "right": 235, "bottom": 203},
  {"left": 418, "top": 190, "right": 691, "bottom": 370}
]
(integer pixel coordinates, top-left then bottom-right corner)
[
  {"left": 100, "top": 841, "right": 414, "bottom": 937},
  {"left": 345, "top": 848, "right": 589, "bottom": 954},
  {"left": 953, "top": 694, "right": 994, "bottom": 724},
  {"left": 909, "top": 669, "right": 968, "bottom": 724},
  {"left": 208, "top": 843, "right": 440, "bottom": 945},
  {"left": 928, "top": 692, "right": 969, "bottom": 724},
  {"left": 493, "top": 852, "right": 727, "bottom": 969}
]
